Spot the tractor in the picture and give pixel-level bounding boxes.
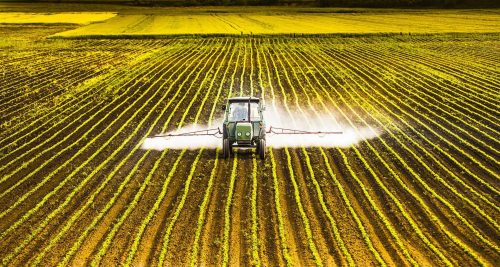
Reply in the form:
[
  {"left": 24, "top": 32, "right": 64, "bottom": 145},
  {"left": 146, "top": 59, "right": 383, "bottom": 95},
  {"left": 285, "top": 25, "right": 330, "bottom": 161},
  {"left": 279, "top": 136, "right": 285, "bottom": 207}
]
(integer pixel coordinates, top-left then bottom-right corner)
[
  {"left": 221, "top": 97, "right": 266, "bottom": 159},
  {"left": 153, "top": 96, "right": 342, "bottom": 160}
]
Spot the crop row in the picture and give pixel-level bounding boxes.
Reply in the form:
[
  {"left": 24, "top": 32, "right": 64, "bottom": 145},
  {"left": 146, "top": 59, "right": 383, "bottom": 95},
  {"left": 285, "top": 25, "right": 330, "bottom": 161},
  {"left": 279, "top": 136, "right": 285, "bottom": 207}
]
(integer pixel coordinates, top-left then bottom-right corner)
[
  {"left": 262, "top": 38, "right": 496, "bottom": 266},
  {"left": 0, "top": 43, "right": 184, "bottom": 153},
  {"left": 0, "top": 40, "right": 171, "bottom": 140},
  {"left": 290, "top": 39, "right": 496, "bottom": 264},
  {"left": 322, "top": 45, "right": 493, "bottom": 226},
  {"left": 36, "top": 39, "right": 226, "bottom": 266},
  {"left": 263, "top": 42, "right": 408, "bottom": 266},
  {"left": 60, "top": 39, "right": 230, "bottom": 266},
  {"left": 0, "top": 39, "right": 211, "bottom": 263},
  {"left": 1, "top": 36, "right": 497, "bottom": 266},
  {"left": 0, "top": 44, "right": 137, "bottom": 101},
  {"left": 1, "top": 41, "right": 213, "bottom": 265}
]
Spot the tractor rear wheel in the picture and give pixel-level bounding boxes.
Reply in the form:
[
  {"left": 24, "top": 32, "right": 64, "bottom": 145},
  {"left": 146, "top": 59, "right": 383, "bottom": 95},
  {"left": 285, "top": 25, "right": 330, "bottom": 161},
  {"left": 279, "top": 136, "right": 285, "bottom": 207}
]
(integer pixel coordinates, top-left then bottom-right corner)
[
  {"left": 258, "top": 139, "right": 266, "bottom": 160},
  {"left": 223, "top": 138, "right": 230, "bottom": 159}
]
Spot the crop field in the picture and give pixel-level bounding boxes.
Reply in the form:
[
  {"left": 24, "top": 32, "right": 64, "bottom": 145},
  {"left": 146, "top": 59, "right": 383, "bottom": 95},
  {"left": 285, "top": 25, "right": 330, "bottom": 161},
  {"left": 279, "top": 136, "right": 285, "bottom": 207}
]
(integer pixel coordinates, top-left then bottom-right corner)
[
  {"left": 54, "top": 10, "right": 500, "bottom": 37},
  {"left": 0, "top": 12, "right": 116, "bottom": 25},
  {"left": 2, "top": 6, "right": 500, "bottom": 37},
  {"left": 1, "top": 9, "right": 499, "bottom": 267}
]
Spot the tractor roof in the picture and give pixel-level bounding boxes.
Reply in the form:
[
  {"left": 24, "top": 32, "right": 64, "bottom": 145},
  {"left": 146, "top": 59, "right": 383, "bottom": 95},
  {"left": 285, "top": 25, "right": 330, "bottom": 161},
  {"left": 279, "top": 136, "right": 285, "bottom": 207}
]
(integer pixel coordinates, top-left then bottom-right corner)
[{"left": 228, "top": 96, "right": 260, "bottom": 102}]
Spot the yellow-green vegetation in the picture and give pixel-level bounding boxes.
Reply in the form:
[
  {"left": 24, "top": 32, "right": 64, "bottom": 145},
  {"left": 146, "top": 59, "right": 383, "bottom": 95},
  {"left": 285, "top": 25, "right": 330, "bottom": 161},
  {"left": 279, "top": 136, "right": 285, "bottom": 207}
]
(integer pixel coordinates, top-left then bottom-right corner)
[
  {"left": 0, "top": 11, "right": 499, "bottom": 267},
  {"left": 52, "top": 10, "right": 500, "bottom": 37},
  {"left": 0, "top": 12, "right": 116, "bottom": 25}
]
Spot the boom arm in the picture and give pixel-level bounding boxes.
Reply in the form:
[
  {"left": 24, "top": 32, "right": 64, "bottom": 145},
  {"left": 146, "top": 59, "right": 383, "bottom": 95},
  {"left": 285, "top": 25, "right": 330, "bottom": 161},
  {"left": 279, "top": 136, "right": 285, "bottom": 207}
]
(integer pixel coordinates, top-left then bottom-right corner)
[
  {"left": 267, "top": 126, "right": 342, "bottom": 135},
  {"left": 152, "top": 126, "right": 342, "bottom": 139},
  {"left": 154, "top": 128, "right": 222, "bottom": 138}
]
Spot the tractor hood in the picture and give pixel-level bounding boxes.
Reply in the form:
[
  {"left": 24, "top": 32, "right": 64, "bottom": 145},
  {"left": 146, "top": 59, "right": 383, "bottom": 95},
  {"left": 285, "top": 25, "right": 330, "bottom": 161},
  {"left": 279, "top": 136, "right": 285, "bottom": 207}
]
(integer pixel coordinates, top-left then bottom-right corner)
[{"left": 235, "top": 122, "right": 252, "bottom": 143}]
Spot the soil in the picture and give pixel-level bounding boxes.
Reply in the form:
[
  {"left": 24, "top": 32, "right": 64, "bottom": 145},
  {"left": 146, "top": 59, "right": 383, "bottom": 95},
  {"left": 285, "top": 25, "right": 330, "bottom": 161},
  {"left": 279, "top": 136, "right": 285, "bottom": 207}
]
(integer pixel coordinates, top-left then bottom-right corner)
[{"left": 1, "top": 28, "right": 499, "bottom": 266}]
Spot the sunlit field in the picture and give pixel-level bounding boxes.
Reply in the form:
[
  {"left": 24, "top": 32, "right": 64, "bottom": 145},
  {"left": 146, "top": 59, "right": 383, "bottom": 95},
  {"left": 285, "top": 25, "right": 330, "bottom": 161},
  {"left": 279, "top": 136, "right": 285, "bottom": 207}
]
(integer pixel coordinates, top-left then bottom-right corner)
[
  {"left": 53, "top": 10, "right": 500, "bottom": 36},
  {"left": 1, "top": 4, "right": 499, "bottom": 266}
]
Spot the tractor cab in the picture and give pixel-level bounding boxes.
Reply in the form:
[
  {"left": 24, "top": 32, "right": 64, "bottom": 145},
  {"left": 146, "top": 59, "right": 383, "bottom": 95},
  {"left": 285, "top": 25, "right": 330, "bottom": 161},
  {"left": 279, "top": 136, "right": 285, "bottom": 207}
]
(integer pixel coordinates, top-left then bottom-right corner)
[{"left": 221, "top": 97, "right": 266, "bottom": 159}]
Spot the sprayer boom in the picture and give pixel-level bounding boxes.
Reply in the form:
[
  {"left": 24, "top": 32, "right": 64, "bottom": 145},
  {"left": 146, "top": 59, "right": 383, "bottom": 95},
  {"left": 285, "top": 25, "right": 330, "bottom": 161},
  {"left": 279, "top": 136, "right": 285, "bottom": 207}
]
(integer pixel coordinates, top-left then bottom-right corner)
[
  {"left": 154, "top": 128, "right": 222, "bottom": 138},
  {"left": 148, "top": 96, "right": 345, "bottom": 160},
  {"left": 267, "top": 126, "right": 342, "bottom": 135}
]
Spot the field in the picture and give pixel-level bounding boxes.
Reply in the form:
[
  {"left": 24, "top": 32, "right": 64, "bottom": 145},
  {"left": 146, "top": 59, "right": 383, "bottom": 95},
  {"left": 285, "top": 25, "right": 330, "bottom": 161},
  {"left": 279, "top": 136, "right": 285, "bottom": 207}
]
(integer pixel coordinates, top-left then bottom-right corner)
[
  {"left": 1, "top": 6, "right": 499, "bottom": 267},
  {"left": 0, "top": 12, "right": 116, "bottom": 24},
  {"left": 52, "top": 10, "right": 500, "bottom": 37}
]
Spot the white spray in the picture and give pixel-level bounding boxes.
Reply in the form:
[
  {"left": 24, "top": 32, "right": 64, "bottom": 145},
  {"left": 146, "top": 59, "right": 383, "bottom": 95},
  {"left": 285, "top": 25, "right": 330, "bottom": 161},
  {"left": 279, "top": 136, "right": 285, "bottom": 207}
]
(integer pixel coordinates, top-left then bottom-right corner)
[
  {"left": 141, "top": 107, "right": 380, "bottom": 151},
  {"left": 141, "top": 123, "right": 222, "bottom": 151},
  {"left": 264, "top": 106, "right": 379, "bottom": 148}
]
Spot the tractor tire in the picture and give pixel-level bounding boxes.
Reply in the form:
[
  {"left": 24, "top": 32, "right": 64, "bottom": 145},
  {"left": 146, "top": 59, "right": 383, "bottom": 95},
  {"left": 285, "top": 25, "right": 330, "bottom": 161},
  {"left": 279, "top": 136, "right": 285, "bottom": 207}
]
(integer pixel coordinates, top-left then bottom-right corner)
[
  {"left": 229, "top": 142, "right": 234, "bottom": 155},
  {"left": 223, "top": 138, "right": 230, "bottom": 159},
  {"left": 258, "top": 139, "right": 266, "bottom": 160}
]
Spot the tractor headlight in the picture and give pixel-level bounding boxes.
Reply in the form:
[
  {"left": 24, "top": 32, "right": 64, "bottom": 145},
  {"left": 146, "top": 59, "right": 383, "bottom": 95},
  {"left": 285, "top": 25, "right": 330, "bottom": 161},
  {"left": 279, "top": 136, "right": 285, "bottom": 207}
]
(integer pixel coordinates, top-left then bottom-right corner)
[
  {"left": 245, "top": 132, "right": 250, "bottom": 136},
  {"left": 237, "top": 132, "right": 242, "bottom": 136}
]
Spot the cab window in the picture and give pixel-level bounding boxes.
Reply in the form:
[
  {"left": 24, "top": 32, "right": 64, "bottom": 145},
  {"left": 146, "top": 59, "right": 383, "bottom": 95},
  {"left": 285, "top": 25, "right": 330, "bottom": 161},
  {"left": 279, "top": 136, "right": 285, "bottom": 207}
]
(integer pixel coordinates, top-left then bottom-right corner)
[
  {"left": 250, "top": 102, "right": 260, "bottom": 121},
  {"left": 228, "top": 102, "right": 248, "bottom": 122}
]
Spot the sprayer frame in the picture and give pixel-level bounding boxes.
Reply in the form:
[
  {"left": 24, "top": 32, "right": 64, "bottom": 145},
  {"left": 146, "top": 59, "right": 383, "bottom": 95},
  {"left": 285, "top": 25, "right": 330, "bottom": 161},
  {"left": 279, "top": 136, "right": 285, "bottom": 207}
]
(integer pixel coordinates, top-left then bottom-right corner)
[
  {"left": 152, "top": 97, "right": 343, "bottom": 156},
  {"left": 221, "top": 97, "right": 266, "bottom": 160}
]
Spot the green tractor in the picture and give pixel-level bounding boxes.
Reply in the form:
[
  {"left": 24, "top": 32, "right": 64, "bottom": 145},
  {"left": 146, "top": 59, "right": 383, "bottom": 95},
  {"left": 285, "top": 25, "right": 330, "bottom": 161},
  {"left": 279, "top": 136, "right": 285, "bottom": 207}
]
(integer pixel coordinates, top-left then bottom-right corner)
[
  {"left": 153, "top": 96, "right": 342, "bottom": 160},
  {"left": 221, "top": 97, "right": 266, "bottom": 159}
]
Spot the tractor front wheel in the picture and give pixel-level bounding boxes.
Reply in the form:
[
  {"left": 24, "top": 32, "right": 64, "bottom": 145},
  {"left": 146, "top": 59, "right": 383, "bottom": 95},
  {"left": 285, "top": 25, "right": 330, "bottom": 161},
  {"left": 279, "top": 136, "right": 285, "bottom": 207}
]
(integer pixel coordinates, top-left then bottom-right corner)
[
  {"left": 223, "top": 138, "right": 230, "bottom": 159},
  {"left": 258, "top": 139, "right": 266, "bottom": 160}
]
